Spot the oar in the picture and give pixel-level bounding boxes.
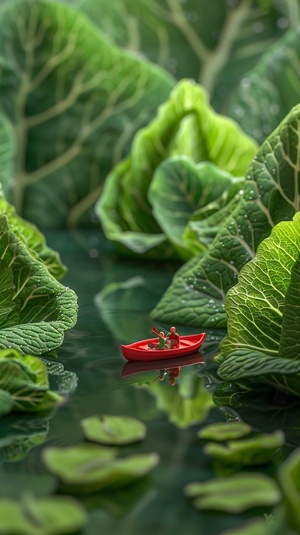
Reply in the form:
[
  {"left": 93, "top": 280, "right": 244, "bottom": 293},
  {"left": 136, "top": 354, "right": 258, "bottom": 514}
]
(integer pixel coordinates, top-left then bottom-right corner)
[{"left": 151, "top": 326, "right": 164, "bottom": 339}]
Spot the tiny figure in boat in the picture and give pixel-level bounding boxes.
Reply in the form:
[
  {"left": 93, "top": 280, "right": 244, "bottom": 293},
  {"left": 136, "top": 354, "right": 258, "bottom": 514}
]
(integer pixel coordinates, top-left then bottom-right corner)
[
  {"left": 167, "top": 326, "right": 180, "bottom": 349},
  {"left": 156, "top": 331, "right": 167, "bottom": 350},
  {"left": 148, "top": 329, "right": 168, "bottom": 350}
]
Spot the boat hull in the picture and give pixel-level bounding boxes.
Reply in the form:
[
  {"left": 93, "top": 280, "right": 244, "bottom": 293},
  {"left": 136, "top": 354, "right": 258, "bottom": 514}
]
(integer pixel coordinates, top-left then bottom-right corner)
[{"left": 121, "top": 333, "right": 206, "bottom": 361}]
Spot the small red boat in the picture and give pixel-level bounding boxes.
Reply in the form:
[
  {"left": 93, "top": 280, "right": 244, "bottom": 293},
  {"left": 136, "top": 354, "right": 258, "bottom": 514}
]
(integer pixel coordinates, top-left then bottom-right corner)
[{"left": 121, "top": 333, "right": 206, "bottom": 362}]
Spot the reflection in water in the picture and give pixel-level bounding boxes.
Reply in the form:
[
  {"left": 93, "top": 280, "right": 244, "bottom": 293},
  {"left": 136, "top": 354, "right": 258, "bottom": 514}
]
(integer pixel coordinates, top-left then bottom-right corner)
[
  {"left": 124, "top": 357, "right": 215, "bottom": 428},
  {"left": 121, "top": 352, "right": 205, "bottom": 383},
  {"left": 0, "top": 414, "right": 50, "bottom": 463},
  {"left": 140, "top": 374, "right": 214, "bottom": 428}
]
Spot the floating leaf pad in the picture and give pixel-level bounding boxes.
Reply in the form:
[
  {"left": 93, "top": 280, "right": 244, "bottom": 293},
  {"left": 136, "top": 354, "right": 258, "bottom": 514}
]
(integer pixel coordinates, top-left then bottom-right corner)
[
  {"left": 198, "top": 421, "right": 252, "bottom": 442},
  {"left": 0, "top": 494, "right": 87, "bottom": 535},
  {"left": 185, "top": 472, "right": 281, "bottom": 513},
  {"left": 42, "top": 443, "right": 159, "bottom": 494},
  {"left": 81, "top": 415, "right": 147, "bottom": 445},
  {"left": 203, "top": 430, "right": 285, "bottom": 465}
]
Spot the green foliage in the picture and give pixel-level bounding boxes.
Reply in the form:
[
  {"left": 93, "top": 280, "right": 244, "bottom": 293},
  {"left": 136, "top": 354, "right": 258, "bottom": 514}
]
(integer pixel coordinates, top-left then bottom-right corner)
[
  {"left": 219, "top": 447, "right": 300, "bottom": 534},
  {"left": 0, "top": 193, "right": 67, "bottom": 280},
  {"left": 204, "top": 430, "right": 285, "bottom": 466},
  {"left": 0, "top": 349, "right": 63, "bottom": 414},
  {"left": 81, "top": 415, "right": 147, "bottom": 445},
  {"left": 71, "top": 0, "right": 293, "bottom": 111},
  {"left": 198, "top": 421, "right": 252, "bottom": 442},
  {"left": 0, "top": 494, "right": 87, "bottom": 535},
  {"left": 0, "top": 0, "right": 174, "bottom": 229},
  {"left": 142, "top": 375, "right": 214, "bottom": 428},
  {"left": 0, "top": 206, "right": 77, "bottom": 354},
  {"left": 184, "top": 472, "right": 281, "bottom": 513},
  {"left": 278, "top": 447, "right": 300, "bottom": 531},
  {"left": 97, "top": 79, "right": 257, "bottom": 259},
  {"left": 152, "top": 103, "right": 300, "bottom": 327},
  {"left": 217, "top": 214, "right": 300, "bottom": 396},
  {"left": 0, "top": 416, "right": 48, "bottom": 463},
  {"left": 228, "top": 27, "right": 300, "bottom": 143},
  {"left": 42, "top": 443, "right": 159, "bottom": 494}
]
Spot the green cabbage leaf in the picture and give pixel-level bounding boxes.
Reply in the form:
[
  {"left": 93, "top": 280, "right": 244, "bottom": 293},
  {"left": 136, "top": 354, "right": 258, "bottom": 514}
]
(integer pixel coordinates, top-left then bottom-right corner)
[
  {"left": 96, "top": 79, "right": 257, "bottom": 260},
  {"left": 0, "top": 0, "right": 174, "bottom": 229},
  {"left": 217, "top": 214, "right": 300, "bottom": 397},
  {"left": 152, "top": 103, "right": 300, "bottom": 327},
  {"left": 0, "top": 195, "right": 77, "bottom": 354}
]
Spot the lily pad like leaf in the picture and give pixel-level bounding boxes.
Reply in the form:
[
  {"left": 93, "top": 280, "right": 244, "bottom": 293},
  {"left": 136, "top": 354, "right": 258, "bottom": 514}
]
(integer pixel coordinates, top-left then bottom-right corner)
[
  {"left": 81, "top": 415, "right": 147, "bottom": 445},
  {"left": 185, "top": 472, "right": 281, "bottom": 513},
  {"left": 203, "top": 430, "right": 285, "bottom": 466},
  {"left": 0, "top": 495, "right": 87, "bottom": 535},
  {"left": 152, "top": 103, "right": 300, "bottom": 327},
  {"left": 42, "top": 443, "right": 159, "bottom": 494},
  {"left": 198, "top": 421, "right": 252, "bottom": 442}
]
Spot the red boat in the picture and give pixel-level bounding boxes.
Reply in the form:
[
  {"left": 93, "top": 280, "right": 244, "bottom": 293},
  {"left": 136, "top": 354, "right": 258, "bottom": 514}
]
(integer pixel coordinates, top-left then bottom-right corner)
[{"left": 121, "top": 333, "right": 206, "bottom": 362}]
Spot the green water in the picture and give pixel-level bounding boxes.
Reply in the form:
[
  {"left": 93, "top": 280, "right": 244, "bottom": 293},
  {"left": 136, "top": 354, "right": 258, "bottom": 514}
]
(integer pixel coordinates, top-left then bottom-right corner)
[{"left": 0, "top": 231, "right": 299, "bottom": 535}]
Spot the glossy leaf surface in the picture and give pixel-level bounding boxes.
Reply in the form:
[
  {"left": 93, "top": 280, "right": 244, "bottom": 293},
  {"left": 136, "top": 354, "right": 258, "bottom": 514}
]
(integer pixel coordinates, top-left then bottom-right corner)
[
  {"left": 97, "top": 79, "right": 257, "bottom": 259},
  {"left": 217, "top": 214, "right": 300, "bottom": 396},
  {"left": 152, "top": 104, "right": 300, "bottom": 327}
]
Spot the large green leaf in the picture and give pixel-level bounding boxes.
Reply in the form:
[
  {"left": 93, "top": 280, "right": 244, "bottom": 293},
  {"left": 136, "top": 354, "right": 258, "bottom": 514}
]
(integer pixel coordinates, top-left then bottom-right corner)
[
  {"left": 96, "top": 79, "right": 257, "bottom": 259},
  {"left": 149, "top": 157, "right": 244, "bottom": 260},
  {"left": 217, "top": 214, "right": 300, "bottom": 396},
  {"left": 0, "top": 0, "right": 174, "bottom": 229},
  {"left": 228, "top": 27, "right": 300, "bottom": 143},
  {"left": 0, "top": 193, "right": 66, "bottom": 280},
  {"left": 152, "top": 103, "right": 300, "bottom": 327},
  {"left": 0, "top": 111, "right": 16, "bottom": 193},
  {"left": 0, "top": 349, "right": 63, "bottom": 413},
  {"left": 70, "top": 0, "right": 292, "bottom": 111},
  {"left": 0, "top": 213, "right": 77, "bottom": 354}
]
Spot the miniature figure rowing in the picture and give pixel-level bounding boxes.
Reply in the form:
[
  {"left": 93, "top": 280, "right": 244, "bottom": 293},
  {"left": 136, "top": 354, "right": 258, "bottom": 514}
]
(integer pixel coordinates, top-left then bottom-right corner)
[{"left": 120, "top": 326, "right": 206, "bottom": 362}]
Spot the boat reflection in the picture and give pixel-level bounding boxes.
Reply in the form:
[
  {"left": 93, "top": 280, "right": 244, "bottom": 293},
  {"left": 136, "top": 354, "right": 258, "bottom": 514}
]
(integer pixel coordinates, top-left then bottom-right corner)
[{"left": 121, "top": 352, "right": 204, "bottom": 386}]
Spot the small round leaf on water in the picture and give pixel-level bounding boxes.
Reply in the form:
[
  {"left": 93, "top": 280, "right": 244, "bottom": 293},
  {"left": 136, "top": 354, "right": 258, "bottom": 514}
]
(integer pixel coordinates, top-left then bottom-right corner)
[
  {"left": 81, "top": 414, "right": 147, "bottom": 445},
  {"left": 184, "top": 472, "right": 281, "bottom": 513},
  {"left": 0, "top": 495, "right": 87, "bottom": 535},
  {"left": 42, "top": 443, "right": 159, "bottom": 494},
  {"left": 198, "top": 421, "right": 252, "bottom": 441}
]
